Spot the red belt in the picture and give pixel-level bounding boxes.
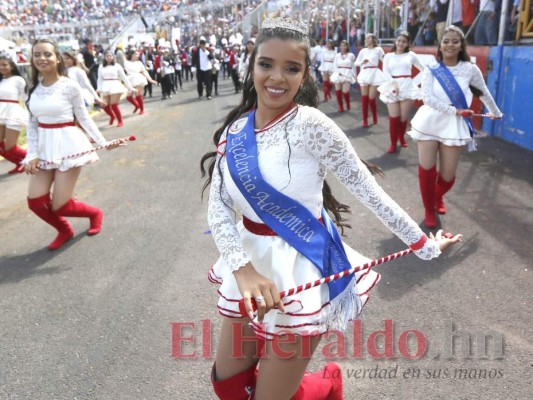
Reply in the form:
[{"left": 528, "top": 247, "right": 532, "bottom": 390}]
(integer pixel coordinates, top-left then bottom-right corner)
[
  {"left": 364, "top": 66, "right": 378, "bottom": 69},
  {"left": 0, "top": 99, "right": 18, "bottom": 103},
  {"left": 339, "top": 66, "right": 352, "bottom": 69},
  {"left": 243, "top": 216, "right": 324, "bottom": 236},
  {"left": 38, "top": 121, "right": 76, "bottom": 129},
  {"left": 392, "top": 75, "right": 411, "bottom": 78}
]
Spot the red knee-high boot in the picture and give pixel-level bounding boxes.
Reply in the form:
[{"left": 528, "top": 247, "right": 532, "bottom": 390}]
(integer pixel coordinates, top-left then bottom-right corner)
[
  {"left": 3, "top": 145, "right": 27, "bottom": 173},
  {"left": 361, "top": 95, "right": 369, "bottom": 127},
  {"left": 435, "top": 174, "right": 455, "bottom": 214},
  {"left": 110, "top": 104, "right": 123, "bottom": 127},
  {"left": 324, "top": 81, "right": 333, "bottom": 100},
  {"left": 291, "top": 362, "right": 343, "bottom": 400},
  {"left": 126, "top": 95, "right": 140, "bottom": 113},
  {"left": 419, "top": 165, "right": 438, "bottom": 228},
  {"left": 211, "top": 363, "right": 257, "bottom": 400},
  {"left": 399, "top": 120, "right": 408, "bottom": 147},
  {"left": 343, "top": 92, "right": 351, "bottom": 111},
  {"left": 55, "top": 198, "right": 104, "bottom": 236},
  {"left": 28, "top": 194, "right": 74, "bottom": 250},
  {"left": 369, "top": 97, "right": 378, "bottom": 124},
  {"left": 103, "top": 105, "right": 115, "bottom": 125},
  {"left": 323, "top": 83, "right": 329, "bottom": 102},
  {"left": 335, "top": 90, "right": 344, "bottom": 112},
  {"left": 387, "top": 116, "right": 401, "bottom": 154},
  {"left": 136, "top": 95, "right": 145, "bottom": 114}
]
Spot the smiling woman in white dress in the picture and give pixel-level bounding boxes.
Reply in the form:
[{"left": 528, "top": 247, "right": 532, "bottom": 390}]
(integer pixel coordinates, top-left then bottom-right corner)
[
  {"left": 23, "top": 39, "right": 124, "bottom": 251},
  {"left": 124, "top": 49, "right": 158, "bottom": 115}
]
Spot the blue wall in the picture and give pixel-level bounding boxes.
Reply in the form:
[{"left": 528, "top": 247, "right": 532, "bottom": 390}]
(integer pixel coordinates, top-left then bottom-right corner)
[{"left": 485, "top": 46, "right": 533, "bottom": 151}]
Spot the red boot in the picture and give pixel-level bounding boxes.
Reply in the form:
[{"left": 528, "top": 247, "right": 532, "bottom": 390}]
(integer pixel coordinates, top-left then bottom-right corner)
[
  {"left": 28, "top": 194, "right": 74, "bottom": 250},
  {"left": 369, "top": 98, "right": 378, "bottom": 125},
  {"left": 211, "top": 363, "right": 257, "bottom": 400},
  {"left": 326, "top": 82, "right": 333, "bottom": 101},
  {"left": 343, "top": 92, "right": 351, "bottom": 111},
  {"left": 291, "top": 362, "right": 343, "bottom": 400},
  {"left": 335, "top": 90, "right": 344, "bottom": 112},
  {"left": 55, "top": 198, "right": 104, "bottom": 235},
  {"left": 387, "top": 116, "right": 400, "bottom": 154},
  {"left": 361, "top": 95, "right": 369, "bottom": 127},
  {"left": 126, "top": 95, "right": 140, "bottom": 113},
  {"left": 136, "top": 95, "right": 145, "bottom": 114},
  {"left": 418, "top": 165, "right": 438, "bottom": 228},
  {"left": 3, "top": 145, "right": 27, "bottom": 173},
  {"left": 399, "top": 120, "right": 408, "bottom": 147},
  {"left": 103, "top": 105, "right": 115, "bottom": 125},
  {"left": 435, "top": 174, "right": 455, "bottom": 214},
  {"left": 110, "top": 104, "right": 123, "bottom": 127}
]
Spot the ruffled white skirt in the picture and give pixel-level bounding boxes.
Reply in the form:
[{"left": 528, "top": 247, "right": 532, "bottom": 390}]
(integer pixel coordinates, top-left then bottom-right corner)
[
  {"left": 208, "top": 221, "right": 381, "bottom": 340},
  {"left": 408, "top": 105, "right": 473, "bottom": 147},
  {"left": 330, "top": 69, "right": 356, "bottom": 84},
  {"left": 37, "top": 125, "right": 99, "bottom": 171},
  {"left": 319, "top": 62, "right": 335, "bottom": 74},
  {"left": 127, "top": 72, "right": 148, "bottom": 88},
  {"left": 378, "top": 78, "right": 421, "bottom": 103},
  {"left": 100, "top": 80, "right": 127, "bottom": 95},
  {"left": 0, "top": 103, "right": 28, "bottom": 130},
  {"left": 357, "top": 67, "right": 387, "bottom": 86}
]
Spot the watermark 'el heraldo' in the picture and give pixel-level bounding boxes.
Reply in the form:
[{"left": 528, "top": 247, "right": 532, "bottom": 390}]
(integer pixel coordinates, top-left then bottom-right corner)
[{"left": 170, "top": 319, "right": 504, "bottom": 361}]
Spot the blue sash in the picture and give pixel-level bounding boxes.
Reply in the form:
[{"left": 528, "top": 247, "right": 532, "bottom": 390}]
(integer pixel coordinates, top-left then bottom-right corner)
[
  {"left": 225, "top": 110, "right": 354, "bottom": 302},
  {"left": 430, "top": 62, "right": 474, "bottom": 137}
]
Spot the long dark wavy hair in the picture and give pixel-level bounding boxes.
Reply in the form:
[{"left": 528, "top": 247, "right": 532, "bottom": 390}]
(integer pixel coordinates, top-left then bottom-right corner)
[
  {"left": 26, "top": 38, "right": 67, "bottom": 111},
  {"left": 437, "top": 25, "right": 482, "bottom": 98},
  {"left": 0, "top": 53, "right": 27, "bottom": 93},
  {"left": 200, "top": 20, "right": 382, "bottom": 233}
]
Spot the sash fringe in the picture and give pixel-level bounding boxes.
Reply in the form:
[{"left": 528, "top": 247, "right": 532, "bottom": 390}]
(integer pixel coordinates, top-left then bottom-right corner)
[{"left": 317, "top": 278, "right": 363, "bottom": 331}]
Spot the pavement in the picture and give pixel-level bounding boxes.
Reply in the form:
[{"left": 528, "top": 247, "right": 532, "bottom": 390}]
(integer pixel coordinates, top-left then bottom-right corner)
[{"left": 0, "top": 77, "right": 531, "bottom": 399}]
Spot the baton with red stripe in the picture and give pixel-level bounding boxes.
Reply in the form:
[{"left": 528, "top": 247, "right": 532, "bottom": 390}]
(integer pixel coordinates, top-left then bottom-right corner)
[
  {"left": 461, "top": 112, "right": 503, "bottom": 118},
  {"left": 238, "top": 233, "right": 455, "bottom": 317},
  {"left": 37, "top": 135, "right": 136, "bottom": 167}
]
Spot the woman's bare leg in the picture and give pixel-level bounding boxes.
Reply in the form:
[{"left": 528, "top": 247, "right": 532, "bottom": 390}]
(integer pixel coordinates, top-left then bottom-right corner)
[{"left": 50, "top": 167, "right": 81, "bottom": 210}]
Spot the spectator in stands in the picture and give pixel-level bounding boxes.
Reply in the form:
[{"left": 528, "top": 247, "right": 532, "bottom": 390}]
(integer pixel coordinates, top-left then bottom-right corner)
[{"left": 475, "top": 0, "right": 500, "bottom": 45}]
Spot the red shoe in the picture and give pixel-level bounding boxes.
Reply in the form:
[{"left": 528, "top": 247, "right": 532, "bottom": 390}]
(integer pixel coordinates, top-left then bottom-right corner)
[
  {"left": 55, "top": 198, "right": 104, "bottom": 236},
  {"left": 117, "top": 121, "right": 124, "bottom": 127},
  {"left": 28, "top": 194, "right": 74, "bottom": 251},
  {"left": 291, "top": 362, "right": 343, "bottom": 400},
  {"left": 335, "top": 90, "right": 344, "bottom": 112},
  {"left": 435, "top": 174, "right": 455, "bottom": 214},
  {"left": 387, "top": 116, "right": 401, "bottom": 154},
  {"left": 211, "top": 363, "right": 257, "bottom": 400},
  {"left": 8, "top": 164, "right": 25, "bottom": 173},
  {"left": 419, "top": 165, "right": 438, "bottom": 229}
]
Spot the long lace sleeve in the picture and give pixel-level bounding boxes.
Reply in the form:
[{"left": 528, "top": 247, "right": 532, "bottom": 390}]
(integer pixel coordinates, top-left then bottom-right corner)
[
  {"left": 207, "top": 137, "right": 251, "bottom": 272},
  {"left": 303, "top": 112, "right": 441, "bottom": 260},
  {"left": 97, "top": 67, "right": 103, "bottom": 92},
  {"left": 117, "top": 65, "right": 134, "bottom": 91},
  {"left": 421, "top": 68, "right": 456, "bottom": 115},
  {"left": 469, "top": 64, "right": 502, "bottom": 117},
  {"left": 22, "top": 114, "right": 39, "bottom": 164},
  {"left": 68, "top": 82, "right": 107, "bottom": 146},
  {"left": 75, "top": 68, "right": 100, "bottom": 100},
  {"left": 354, "top": 49, "right": 365, "bottom": 67}
]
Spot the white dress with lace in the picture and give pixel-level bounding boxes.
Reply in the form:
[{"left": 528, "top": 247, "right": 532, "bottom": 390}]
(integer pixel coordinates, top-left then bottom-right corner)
[
  {"left": 409, "top": 61, "right": 502, "bottom": 148},
  {"left": 97, "top": 64, "right": 133, "bottom": 95},
  {"left": 0, "top": 76, "right": 28, "bottom": 130},
  {"left": 378, "top": 51, "right": 424, "bottom": 103},
  {"left": 355, "top": 47, "right": 387, "bottom": 86},
  {"left": 319, "top": 49, "right": 336, "bottom": 74},
  {"left": 330, "top": 53, "right": 356, "bottom": 84},
  {"left": 208, "top": 105, "right": 441, "bottom": 340},
  {"left": 23, "top": 77, "right": 108, "bottom": 171}
]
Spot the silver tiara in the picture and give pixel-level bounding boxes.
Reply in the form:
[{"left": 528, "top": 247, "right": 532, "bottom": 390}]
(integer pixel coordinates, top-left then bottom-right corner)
[{"left": 261, "top": 17, "right": 309, "bottom": 37}]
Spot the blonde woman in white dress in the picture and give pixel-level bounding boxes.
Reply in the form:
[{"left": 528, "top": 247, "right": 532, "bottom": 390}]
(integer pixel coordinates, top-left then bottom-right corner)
[
  {"left": 330, "top": 40, "right": 356, "bottom": 113},
  {"left": 124, "top": 50, "right": 158, "bottom": 115},
  {"left": 355, "top": 34, "right": 387, "bottom": 127},
  {"left": 378, "top": 32, "right": 424, "bottom": 153},
  {"left": 97, "top": 51, "right": 134, "bottom": 127}
]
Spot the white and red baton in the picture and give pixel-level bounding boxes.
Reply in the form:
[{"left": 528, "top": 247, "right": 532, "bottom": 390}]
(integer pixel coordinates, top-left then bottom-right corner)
[{"left": 37, "top": 135, "right": 136, "bottom": 167}]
